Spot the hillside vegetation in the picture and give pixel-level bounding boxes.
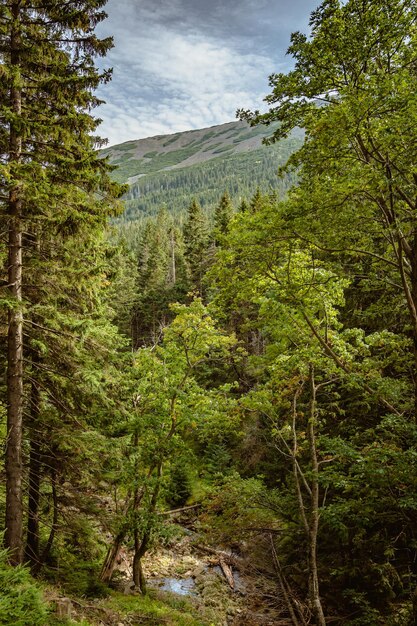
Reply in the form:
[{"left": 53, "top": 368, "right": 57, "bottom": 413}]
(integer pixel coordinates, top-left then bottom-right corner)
[{"left": 102, "top": 121, "right": 303, "bottom": 223}]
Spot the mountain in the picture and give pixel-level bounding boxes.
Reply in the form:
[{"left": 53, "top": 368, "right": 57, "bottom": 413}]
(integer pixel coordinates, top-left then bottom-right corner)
[{"left": 102, "top": 120, "right": 303, "bottom": 223}]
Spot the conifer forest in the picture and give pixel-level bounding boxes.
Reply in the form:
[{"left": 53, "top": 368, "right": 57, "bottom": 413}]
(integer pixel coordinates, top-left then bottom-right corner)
[{"left": 1, "top": 1, "right": 417, "bottom": 625}]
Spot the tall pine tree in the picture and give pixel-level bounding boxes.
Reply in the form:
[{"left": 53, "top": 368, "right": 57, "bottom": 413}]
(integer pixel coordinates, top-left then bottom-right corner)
[
  {"left": 0, "top": 0, "right": 123, "bottom": 564},
  {"left": 213, "top": 191, "right": 233, "bottom": 246},
  {"left": 183, "top": 198, "right": 209, "bottom": 297}
]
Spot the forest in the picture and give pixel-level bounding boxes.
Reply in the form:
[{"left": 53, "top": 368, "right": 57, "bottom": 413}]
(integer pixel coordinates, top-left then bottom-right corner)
[{"left": 1, "top": 0, "right": 417, "bottom": 625}]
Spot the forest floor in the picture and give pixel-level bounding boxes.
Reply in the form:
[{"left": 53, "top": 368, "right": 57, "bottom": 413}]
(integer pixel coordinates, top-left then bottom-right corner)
[{"left": 47, "top": 527, "right": 289, "bottom": 625}]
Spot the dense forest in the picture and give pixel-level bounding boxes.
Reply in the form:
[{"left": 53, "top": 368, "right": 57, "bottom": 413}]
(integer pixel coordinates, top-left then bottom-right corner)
[{"left": 1, "top": 0, "right": 417, "bottom": 625}]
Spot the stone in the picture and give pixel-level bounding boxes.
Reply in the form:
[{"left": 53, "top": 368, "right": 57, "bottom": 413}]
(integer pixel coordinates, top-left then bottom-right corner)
[{"left": 123, "top": 581, "right": 136, "bottom": 595}]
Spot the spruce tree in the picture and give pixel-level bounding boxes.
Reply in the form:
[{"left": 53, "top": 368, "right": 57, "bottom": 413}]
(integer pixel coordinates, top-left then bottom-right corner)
[
  {"left": 213, "top": 192, "right": 233, "bottom": 245},
  {"left": 0, "top": 0, "right": 123, "bottom": 564},
  {"left": 183, "top": 198, "right": 209, "bottom": 296},
  {"left": 131, "top": 211, "right": 188, "bottom": 346}
]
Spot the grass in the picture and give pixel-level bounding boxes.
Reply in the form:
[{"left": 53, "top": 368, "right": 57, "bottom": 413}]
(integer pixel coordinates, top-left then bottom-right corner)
[
  {"left": 107, "top": 159, "right": 144, "bottom": 182},
  {"left": 112, "top": 145, "right": 204, "bottom": 181},
  {"left": 212, "top": 145, "right": 234, "bottom": 154},
  {"left": 202, "top": 142, "right": 221, "bottom": 152},
  {"left": 163, "top": 133, "right": 181, "bottom": 147},
  {"left": 45, "top": 589, "right": 212, "bottom": 626},
  {"left": 111, "top": 141, "right": 138, "bottom": 152},
  {"left": 103, "top": 590, "right": 212, "bottom": 626},
  {"left": 199, "top": 131, "right": 216, "bottom": 142}
]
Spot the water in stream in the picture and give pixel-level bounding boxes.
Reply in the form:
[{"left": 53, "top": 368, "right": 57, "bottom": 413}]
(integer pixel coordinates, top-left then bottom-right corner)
[{"left": 150, "top": 576, "right": 197, "bottom": 596}]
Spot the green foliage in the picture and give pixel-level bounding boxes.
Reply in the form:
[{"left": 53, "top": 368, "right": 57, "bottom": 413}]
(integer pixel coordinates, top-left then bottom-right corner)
[
  {"left": 0, "top": 548, "right": 48, "bottom": 626},
  {"left": 105, "top": 591, "right": 210, "bottom": 625},
  {"left": 116, "top": 134, "right": 301, "bottom": 223},
  {"left": 165, "top": 458, "right": 193, "bottom": 508},
  {"left": 183, "top": 199, "right": 209, "bottom": 295},
  {"left": 199, "top": 473, "right": 276, "bottom": 545},
  {"left": 213, "top": 192, "right": 233, "bottom": 244},
  {"left": 0, "top": 0, "right": 132, "bottom": 576},
  {"left": 2, "top": 1, "right": 417, "bottom": 624}
]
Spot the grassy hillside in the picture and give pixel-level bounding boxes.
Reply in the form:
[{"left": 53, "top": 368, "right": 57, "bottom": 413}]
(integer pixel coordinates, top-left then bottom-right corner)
[{"left": 102, "top": 120, "right": 285, "bottom": 183}]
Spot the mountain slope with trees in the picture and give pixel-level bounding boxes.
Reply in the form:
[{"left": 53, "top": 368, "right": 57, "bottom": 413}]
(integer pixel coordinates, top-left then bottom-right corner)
[{"left": 103, "top": 121, "right": 303, "bottom": 223}]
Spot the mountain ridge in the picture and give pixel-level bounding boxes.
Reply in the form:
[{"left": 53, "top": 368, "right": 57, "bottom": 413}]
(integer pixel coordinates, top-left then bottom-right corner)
[{"left": 103, "top": 120, "right": 303, "bottom": 222}]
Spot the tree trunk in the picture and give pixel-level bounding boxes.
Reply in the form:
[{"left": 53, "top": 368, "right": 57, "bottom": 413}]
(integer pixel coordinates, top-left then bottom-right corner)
[
  {"left": 410, "top": 235, "right": 417, "bottom": 423},
  {"left": 307, "top": 366, "right": 326, "bottom": 626},
  {"left": 100, "top": 528, "right": 126, "bottom": 583},
  {"left": 132, "top": 463, "right": 162, "bottom": 593},
  {"left": 100, "top": 476, "right": 150, "bottom": 584},
  {"left": 24, "top": 377, "right": 42, "bottom": 568},
  {"left": 270, "top": 533, "right": 305, "bottom": 626},
  {"left": 132, "top": 528, "right": 147, "bottom": 594},
  {"left": 5, "top": 0, "right": 24, "bottom": 566},
  {"left": 35, "top": 470, "right": 58, "bottom": 574}
]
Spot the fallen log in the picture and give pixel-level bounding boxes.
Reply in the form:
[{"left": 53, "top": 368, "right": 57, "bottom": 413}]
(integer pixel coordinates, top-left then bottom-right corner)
[
  {"left": 193, "top": 544, "right": 239, "bottom": 567},
  {"left": 219, "top": 557, "right": 235, "bottom": 590},
  {"left": 158, "top": 504, "right": 201, "bottom": 516}
]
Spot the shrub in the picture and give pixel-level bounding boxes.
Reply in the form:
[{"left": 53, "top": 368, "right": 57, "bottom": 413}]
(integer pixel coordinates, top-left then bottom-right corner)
[{"left": 0, "top": 547, "right": 48, "bottom": 626}]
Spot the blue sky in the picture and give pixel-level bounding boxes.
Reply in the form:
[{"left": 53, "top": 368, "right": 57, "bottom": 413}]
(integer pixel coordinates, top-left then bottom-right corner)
[{"left": 96, "top": 0, "right": 319, "bottom": 146}]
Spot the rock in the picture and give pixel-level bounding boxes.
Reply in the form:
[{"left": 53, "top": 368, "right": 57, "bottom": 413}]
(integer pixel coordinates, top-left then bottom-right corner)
[
  {"left": 192, "top": 564, "right": 206, "bottom": 578},
  {"left": 123, "top": 581, "right": 136, "bottom": 595}
]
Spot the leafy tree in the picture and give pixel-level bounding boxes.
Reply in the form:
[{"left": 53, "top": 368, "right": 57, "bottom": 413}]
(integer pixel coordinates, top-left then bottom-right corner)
[
  {"left": 208, "top": 187, "right": 417, "bottom": 621},
  {"left": 236, "top": 7, "right": 417, "bottom": 614},
  {"left": 100, "top": 299, "right": 238, "bottom": 591},
  {"left": 240, "top": 0, "right": 417, "bottom": 416}
]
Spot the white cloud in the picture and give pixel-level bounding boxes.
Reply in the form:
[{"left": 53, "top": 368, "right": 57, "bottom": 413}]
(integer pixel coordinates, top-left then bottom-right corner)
[
  {"left": 95, "top": 5, "right": 276, "bottom": 146},
  {"left": 93, "top": 0, "right": 320, "bottom": 146}
]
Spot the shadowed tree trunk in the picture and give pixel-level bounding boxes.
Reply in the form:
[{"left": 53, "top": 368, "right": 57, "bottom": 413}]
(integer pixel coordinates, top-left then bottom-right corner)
[
  {"left": 35, "top": 470, "right": 58, "bottom": 573},
  {"left": 133, "top": 463, "right": 162, "bottom": 594},
  {"left": 290, "top": 367, "right": 326, "bottom": 626},
  {"left": 24, "top": 374, "right": 42, "bottom": 569}
]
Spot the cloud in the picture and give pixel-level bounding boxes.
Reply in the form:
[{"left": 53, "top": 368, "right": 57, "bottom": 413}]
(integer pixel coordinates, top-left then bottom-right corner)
[
  {"left": 96, "top": 26, "right": 274, "bottom": 145},
  {"left": 95, "top": 0, "right": 317, "bottom": 146}
]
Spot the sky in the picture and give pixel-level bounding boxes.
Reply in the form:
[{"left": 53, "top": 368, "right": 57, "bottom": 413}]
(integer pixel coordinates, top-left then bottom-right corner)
[{"left": 95, "top": 0, "right": 319, "bottom": 147}]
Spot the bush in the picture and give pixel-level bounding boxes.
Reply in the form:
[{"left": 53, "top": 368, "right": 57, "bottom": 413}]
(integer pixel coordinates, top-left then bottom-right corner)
[{"left": 0, "top": 547, "right": 48, "bottom": 626}]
